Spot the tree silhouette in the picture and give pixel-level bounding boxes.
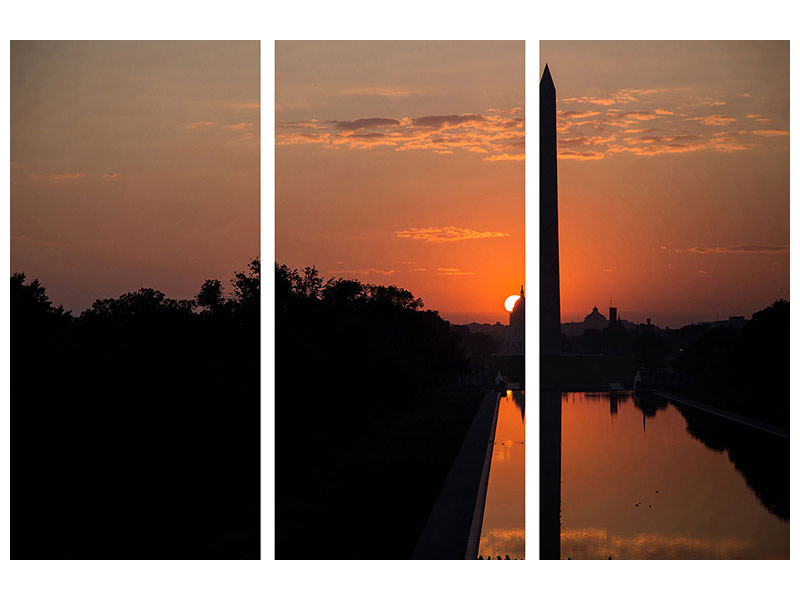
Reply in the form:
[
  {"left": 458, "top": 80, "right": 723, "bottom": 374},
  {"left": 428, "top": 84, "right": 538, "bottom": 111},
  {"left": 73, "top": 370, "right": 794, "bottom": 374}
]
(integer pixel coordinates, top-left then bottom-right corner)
[
  {"left": 197, "top": 279, "right": 224, "bottom": 314},
  {"left": 11, "top": 259, "right": 260, "bottom": 559},
  {"left": 275, "top": 262, "right": 487, "bottom": 559}
]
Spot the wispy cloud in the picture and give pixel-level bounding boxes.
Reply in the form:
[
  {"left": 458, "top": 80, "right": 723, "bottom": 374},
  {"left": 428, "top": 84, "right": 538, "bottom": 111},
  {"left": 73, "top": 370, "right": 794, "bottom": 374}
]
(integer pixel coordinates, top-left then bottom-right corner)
[
  {"left": 395, "top": 226, "right": 509, "bottom": 243},
  {"left": 696, "top": 98, "right": 726, "bottom": 107},
  {"left": 663, "top": 244, "right": 789, "bottom": 255},
  {"left": 555, "top": 86, "right": 786, "bottom": 161},
  {"left": 226, "top": 122, "right": 256, "bottom": 131},
  {"left": 335, "top": 86, "right": 418, "bottom": 97},
  {"left": 103, "top": 172, "right": 118, "bottom": 179},
  {"left": 186, "top": 121, "right": 215, "bottom": 129},
  {"left": 437, "top": 267, "right": 476, "bottom": 276},
  {"left": 688, "top": 114, "right": 736, "bottom": 126},
  {"left": 483, "top": 153, "right": 524, "bottom": 162},
  {"left": 47, "top": 173, "right": 86, "bottom": 182},
  {"left": 559, "top": 88, "right": 664, "bottom": 107},
  {"left": 328, "top": 267, "right": 396, "bottom": 276}
]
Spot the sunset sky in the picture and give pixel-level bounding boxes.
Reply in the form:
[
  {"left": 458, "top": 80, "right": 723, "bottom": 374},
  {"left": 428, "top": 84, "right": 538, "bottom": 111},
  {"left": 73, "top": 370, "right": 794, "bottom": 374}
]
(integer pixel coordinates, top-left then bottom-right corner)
[
  {"left": 541, "top": 41, "right": 789, "bottom": 327},
  {"left": 11, "top": 41, "right": 259, "bottom": 313},
  {"left": 276, "top": 41, "right": 524, "bottom": 324}
]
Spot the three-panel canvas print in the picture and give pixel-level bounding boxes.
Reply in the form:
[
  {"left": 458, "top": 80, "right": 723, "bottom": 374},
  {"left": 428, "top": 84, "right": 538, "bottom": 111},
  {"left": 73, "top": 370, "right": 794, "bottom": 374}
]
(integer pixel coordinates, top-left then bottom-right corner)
[{"left": 9, "top": 40, "right": 789, "bottom": 561}]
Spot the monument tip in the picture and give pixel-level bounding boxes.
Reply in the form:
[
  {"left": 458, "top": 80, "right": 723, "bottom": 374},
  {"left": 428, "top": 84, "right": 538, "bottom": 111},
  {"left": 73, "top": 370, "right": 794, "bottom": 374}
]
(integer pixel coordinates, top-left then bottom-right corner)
[{"left": 541, "top": 64, "right": 554, "bottom": 88}]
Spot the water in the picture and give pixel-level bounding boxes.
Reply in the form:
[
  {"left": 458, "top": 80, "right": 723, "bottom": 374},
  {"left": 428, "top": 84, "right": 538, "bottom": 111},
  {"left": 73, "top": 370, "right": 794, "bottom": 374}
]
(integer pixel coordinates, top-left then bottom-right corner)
[
  {"left": 561, "top": 391, "right": 789, "bottom": 559},
  {"left": 477, "top": 390, "right": 525, "bottom": 559}
]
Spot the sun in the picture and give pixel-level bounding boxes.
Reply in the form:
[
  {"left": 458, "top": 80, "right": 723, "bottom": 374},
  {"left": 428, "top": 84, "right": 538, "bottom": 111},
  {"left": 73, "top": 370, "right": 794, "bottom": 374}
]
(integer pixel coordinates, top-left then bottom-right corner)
[{"left": 504, "top": 294, "right": 521, "bottom": 312}]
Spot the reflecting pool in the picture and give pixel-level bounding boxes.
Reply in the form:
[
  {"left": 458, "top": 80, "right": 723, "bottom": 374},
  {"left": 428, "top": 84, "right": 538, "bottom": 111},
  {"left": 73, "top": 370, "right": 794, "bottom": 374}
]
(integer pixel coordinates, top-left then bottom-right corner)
[
  {"left": 478, "top": 390, "right": 525, "bottom": 559},
  {"left": 561, "top": 391, "right": 789, "bottom": 559}
]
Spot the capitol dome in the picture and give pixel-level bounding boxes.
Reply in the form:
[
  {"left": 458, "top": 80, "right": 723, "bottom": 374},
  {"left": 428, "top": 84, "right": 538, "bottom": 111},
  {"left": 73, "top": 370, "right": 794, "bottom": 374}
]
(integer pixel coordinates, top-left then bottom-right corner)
[{"left": 583, "top": 306, "right": 608, "bottom": 330}]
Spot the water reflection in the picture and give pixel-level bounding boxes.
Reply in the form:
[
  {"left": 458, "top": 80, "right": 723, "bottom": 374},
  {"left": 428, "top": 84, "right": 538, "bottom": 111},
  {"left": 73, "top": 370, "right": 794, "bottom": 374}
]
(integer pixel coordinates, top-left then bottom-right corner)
[
  {"left": 561, "top": 391, "right": 789, "bottom": 559},
  {"left": 478, "top": 391, "right": 525, "bottom": 559}
]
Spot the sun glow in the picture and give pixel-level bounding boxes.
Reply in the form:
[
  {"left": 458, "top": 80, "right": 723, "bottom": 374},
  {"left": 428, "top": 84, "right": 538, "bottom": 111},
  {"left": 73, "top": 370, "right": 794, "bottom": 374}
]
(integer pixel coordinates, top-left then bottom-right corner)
[{"left": 504, "top": 294, "right": 520, "bottom": 312}]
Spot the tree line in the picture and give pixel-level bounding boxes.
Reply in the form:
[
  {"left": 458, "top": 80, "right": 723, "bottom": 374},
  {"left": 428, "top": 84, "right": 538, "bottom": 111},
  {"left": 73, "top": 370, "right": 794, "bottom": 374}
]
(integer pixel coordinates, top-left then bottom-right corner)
[{"left": 11, "top": 259, "right": 260, "bottom": 559}]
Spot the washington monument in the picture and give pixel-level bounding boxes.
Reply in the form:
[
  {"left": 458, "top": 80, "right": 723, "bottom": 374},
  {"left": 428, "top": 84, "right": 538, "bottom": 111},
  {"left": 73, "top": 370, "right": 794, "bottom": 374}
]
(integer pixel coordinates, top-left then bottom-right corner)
[{"left": 540, "top": 64, "right": 561, "bottom": 356}]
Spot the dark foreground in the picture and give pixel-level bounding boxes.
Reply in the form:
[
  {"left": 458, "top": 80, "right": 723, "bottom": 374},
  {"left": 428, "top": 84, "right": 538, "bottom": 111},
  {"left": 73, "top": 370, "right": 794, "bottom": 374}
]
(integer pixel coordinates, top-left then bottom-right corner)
[
  {"left": 276, "top": 383, "right": 483, "bottom": 558},
  {"left": 12, "top": 263, "right": 260, "bottom": 559},
  {"left": 275, "top": 264, "right": 494, "bottom": 559}
]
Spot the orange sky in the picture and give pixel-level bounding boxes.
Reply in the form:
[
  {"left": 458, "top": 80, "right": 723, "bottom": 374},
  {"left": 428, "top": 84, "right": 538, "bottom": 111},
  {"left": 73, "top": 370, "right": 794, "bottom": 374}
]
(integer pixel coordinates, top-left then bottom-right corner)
[
  {"left": 541, "top": 41, "right": 789, "bottom": 328},
  {"left": 11, "top": 41, "right": 260, "bottom": 313},
  {"left": 276, "top": 41, "right": 525, "bottom": 324}
]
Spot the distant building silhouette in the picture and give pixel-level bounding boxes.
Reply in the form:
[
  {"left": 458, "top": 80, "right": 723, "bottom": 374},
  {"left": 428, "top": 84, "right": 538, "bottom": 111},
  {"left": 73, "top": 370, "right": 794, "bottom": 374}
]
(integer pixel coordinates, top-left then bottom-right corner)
[
  {"left": 584, "top": 306, "right": 608, "bottom": 331},
  {"left": 540, "top": 64, "right": 561, "bottom": 356}
]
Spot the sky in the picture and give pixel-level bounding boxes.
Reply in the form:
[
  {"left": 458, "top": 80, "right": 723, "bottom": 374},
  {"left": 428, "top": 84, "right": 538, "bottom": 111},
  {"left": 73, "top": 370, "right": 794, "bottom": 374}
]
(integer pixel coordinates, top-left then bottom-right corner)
[
  {"left": 11, "top": 41, "right": 260, "bottom": 313},
  {"left": 541, "top": 41, "right": 789, "bottom": 328},
  {"left": 276, "top": 41, "right": 525, "bottom": 324}
]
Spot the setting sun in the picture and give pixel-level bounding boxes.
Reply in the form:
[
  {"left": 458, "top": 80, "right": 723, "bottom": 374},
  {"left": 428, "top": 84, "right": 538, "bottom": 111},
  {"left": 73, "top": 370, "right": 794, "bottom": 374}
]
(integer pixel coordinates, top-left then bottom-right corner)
[{"left": 504, "top": 294, "right": 521, "bottom": 312}]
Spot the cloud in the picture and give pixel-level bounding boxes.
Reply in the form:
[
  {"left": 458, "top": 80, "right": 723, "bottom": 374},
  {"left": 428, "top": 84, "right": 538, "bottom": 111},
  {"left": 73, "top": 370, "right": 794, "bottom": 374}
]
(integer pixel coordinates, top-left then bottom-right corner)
[
  {"left": 278, "top": 119, "right": 322, "bottom": 129},
  {"left": 560, "top": 95, "right": 617, "bottom": 106},
  {"left": 103, "top": 172, "right": 118, "bottom": 179},
  {"left": 395, "top": 226, "right": 509, "bottom": 243},
  {"left": 47, "top": 173, "right": 86, "bottom": 181},
  {"left": 277, "top": 106, "right": 524, "bottom": 160},
  {"left": 328, "top": 267, "right": 396, "bottom": 276},
  {"left": 333, "top": 117, "right": 402, "bottom": 131},
  {"left": 436, "top": 267, "right": 477, "bottom": 276},
  {"left": 276, "top": 132, "right": 331, "bottom": 146},
  {"left": 365, "top": 268, "right": 395, "bottom": 275},
  {"left": 186, "top": 121, "right": 215, "bottom": 129},
  {"left": 561, "top": 110, "right": 602, "bottom": 119},
  {"left": 664, "top": 244, "right": 789, "bottom": 254},
  {"left": 553, "top": 85, "right": 788, "bottom": 161},
  {"left": 688, "top": 114, "right": 736, "bottom": 126},
  {"left": 696, "top": 98, "right": 726, "bottom": 107},
  {"left": 335, "top": 87, "right": 418, "bottom": 97},
  {"left": 559, "top": 88, "right": 665, "bottom": 107},
  {"left": 226, "top": 122, "right": 256, "bottom": 131},
  {"left": 558, "top": 150, "right": 605, "bottom": 161},
  {"left": 621, "top": 111, "right": 661, "bottom": 121},
  {"left": 411, "top": 114, "right": 485, "bottom": 129},
  {"left": 337, "top": 132, "right": 396, "bottom": 148},
  {"left": 483, "top": 153, "right": 524, "bottom": 162},
  {"left": 742, "top": 129, "right": 788, "bottom": 137}
]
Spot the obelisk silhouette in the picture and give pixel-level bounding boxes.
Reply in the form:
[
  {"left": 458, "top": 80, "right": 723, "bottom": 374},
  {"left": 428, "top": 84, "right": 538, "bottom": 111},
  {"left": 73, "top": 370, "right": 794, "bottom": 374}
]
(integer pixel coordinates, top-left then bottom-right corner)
[
  {"left": 540, "top": 64, "right": 561, "bottom": 356},
  {"left": 540, "top": 64, "right": 562, "bottom": 560}
]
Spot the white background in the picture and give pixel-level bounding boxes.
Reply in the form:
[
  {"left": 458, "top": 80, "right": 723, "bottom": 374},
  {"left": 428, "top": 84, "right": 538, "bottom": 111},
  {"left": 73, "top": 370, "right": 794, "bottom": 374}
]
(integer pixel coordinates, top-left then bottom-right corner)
[{"left": 1, "top": 1, "right": 798, "bottom": 598}]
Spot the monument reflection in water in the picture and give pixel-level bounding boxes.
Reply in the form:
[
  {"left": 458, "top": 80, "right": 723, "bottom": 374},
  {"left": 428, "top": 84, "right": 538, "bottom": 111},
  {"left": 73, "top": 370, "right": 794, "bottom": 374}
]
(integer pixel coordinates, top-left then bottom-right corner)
[
  {"left": 561, "top": 392, "right": 789, "bottom": 559},
  {"left": 478, "top": 390, "right": 525, "bottom": 559}
]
